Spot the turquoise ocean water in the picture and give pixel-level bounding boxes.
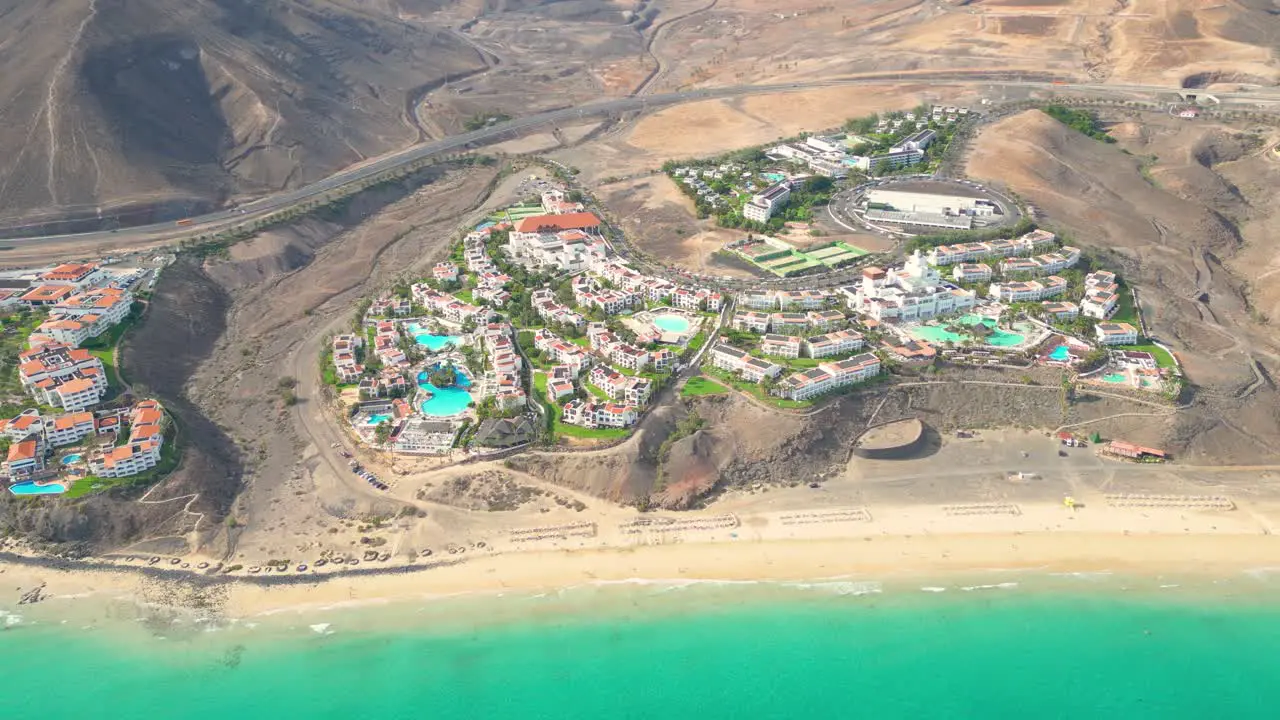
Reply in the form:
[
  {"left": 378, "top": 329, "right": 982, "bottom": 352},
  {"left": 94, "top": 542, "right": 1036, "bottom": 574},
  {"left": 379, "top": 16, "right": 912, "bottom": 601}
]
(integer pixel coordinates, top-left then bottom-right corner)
[{"left": 5, "top": 575, "right": 1280, "bottom": 719}]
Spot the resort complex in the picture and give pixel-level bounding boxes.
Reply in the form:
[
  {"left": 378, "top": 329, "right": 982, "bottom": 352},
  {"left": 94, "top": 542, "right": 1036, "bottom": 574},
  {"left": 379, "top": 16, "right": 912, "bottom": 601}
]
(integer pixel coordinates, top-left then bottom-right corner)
[
  {"left": 1, "top": 262, "right": 170, "bottom": 497},
  {"left": 306, "top": 156, "right": 1181, "bottom": 468}
]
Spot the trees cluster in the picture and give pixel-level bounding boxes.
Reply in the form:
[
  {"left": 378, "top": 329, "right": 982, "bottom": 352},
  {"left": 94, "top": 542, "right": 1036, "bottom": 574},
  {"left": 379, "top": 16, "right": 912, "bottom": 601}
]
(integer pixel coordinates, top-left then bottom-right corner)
[{"left": 1041, "top": 105, "right": 1116, "bottom": 143}]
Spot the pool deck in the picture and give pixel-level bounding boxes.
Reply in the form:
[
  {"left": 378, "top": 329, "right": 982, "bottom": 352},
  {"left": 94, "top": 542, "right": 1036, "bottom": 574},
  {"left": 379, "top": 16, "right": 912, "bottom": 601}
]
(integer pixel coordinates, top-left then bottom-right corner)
[
  {"left": 625, "top": 308, "right": 701, "bottom": 346},
  {"left": 900, "top": 313, "right": 1049, "bottom": 352}
]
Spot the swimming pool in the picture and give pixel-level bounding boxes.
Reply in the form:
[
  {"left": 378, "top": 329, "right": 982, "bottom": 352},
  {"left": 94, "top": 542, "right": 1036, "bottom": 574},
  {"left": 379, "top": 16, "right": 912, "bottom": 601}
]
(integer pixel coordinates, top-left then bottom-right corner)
[
  {"left": 9, "top": 481, "right": 68, "bottom": 496},
  {"left": 418, "top": 366, "right": 474, "bottom": 417},
  {"left": 60, "top": 454, "right": 83, "bottom": 465},
  {"left": 764, "top": 173, "right": 786, "bottom": 183},
  {"left": 1102, "top": 373, "right": 1128, "bottom": 383},
  {"left": 408, "top": 325, "right": 461, "bottom": 352},
  {"left": 366, "top": 414, "right": 393, "bottom": 426},
  {"left": 1048, "top": 345, "right": 1072, "bottom": 363},
  {"left": 908, "top": 315, "right": 1026, "bottom": 348},
  {"left": 652, "top": 314, "right": 691, "bottom": 334}
]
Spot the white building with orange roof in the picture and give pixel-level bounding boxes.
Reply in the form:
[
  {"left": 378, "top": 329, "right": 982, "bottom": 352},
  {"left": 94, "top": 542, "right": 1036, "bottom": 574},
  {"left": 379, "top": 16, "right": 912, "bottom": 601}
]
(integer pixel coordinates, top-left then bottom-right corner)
[
  {"left": 18, "top": 344, "right": 108, "bottom": 411},
  {"left": 53, "top": 286, "right": 132, "bottom": 324},
  {"left": 0, "top": 411, "right": 45, "bottom": 443},
  {"left": 5, "top": 439, "right": 43, "bottom": 481},
  {"left": 432, "top": 262, "right": 459, "bottom": 283},
  {"left": 29, "top": 318, "right": 93, "bottom": 348},
  {"left": 44, "top": 412, "right": 96, "bottom": 447},
  {"left": 19, "top": 284, "right": 75, "bottom": 308},
  {"left": 92, "top": 440, "right": 162, "bottom": 478},
  {"left": 37, "top": 263, "right": 108, "bottom": 289}
]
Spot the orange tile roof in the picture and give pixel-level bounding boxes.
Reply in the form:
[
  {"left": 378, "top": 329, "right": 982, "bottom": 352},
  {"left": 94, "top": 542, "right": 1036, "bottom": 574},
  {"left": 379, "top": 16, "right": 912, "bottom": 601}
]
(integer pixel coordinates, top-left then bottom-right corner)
[
  {"left": 132, "top": 408, "right": 163, "bottom": 425},
  {"left": 56, "top": 378, "right": 95, "bottom": 394},
  {"left": 40, "top": 263, "right": 98, "bottom": 281},
  {"left": 514, "top": 212, "right": 600, "bottom": 234},
  {"left": 9, "top": 415, "right": 41, "bottom": 430},
  {"left": 131, "top": 424, "right": 162, "bottom": 440},
  {"left": 53, "top": 412, "right": 94, "bottom": 430},
  {"left": 20, "top": 285, "right": 74, "bottom": 303},
  {"left": 7, "top": 439, "right": 37, "bottom": 462}
]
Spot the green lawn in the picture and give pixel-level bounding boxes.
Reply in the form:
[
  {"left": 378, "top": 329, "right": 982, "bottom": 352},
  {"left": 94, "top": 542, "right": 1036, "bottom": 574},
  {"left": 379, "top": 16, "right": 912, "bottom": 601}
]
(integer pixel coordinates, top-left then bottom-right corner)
[
  {"left": 66, "top": 424, "right": 182, "bottom": 499},
  {"left": 454, "top": 289, "right": 474, "bottom": 304},
  {"left": 680, "top": 376, "right": 729, "bottom": 397},
  {"left": 583, "top": 381, "right": 611, "bottom": 401},
  {"left": 534, "top": 371, "right": 633, "bottom": 440},
  {"left": 702, "top": 365, "right": 812, "bottom": 410},
  {"left": 1110, "top": 287, "right": 1139, "bottom": 325},
  {"left": 79, "top": 305, "right": 143, "bottom": 351},
  {"left": 89, "top": 348, "right": 123, "bottom": 391},
  {"left": 1116, "top": 343, "right": 1177, "bottom": 369},
  {"left": 569, "top": 336, "right": 591, "bottom": 348}
]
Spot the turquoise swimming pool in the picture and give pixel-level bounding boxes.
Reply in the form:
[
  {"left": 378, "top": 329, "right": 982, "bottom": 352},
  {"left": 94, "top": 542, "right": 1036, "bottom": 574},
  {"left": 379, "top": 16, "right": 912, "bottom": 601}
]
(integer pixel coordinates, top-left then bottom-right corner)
[
  {"left": 408, "top": 324, "right": 461, "bottom": 352},
  {"left": 418, "top": 365, "right": 473, "bottom": 417},
  {"left": 764, "top": 173, "right": 786, "bottom": 182},
  {"left": 60, "top": 453, "right": 83, "bottom": 465},
  {"left": 908, "top": 315, "right": 1026, "bottom": 348},
  {"left": 652, "top": 314, "right": 690, "bottom": 334},
  {"left": 9, "top": 481, "right": 68, "bottom": 496},
  {"left": 366, "top": 414, "right": 393, "bottom": 426},
  {"left": 1102, "top": 373, "right": 1128, "bottom": 383},
  {"left": 1048, "top": 345, "right": 1071, "bottom": 362}
]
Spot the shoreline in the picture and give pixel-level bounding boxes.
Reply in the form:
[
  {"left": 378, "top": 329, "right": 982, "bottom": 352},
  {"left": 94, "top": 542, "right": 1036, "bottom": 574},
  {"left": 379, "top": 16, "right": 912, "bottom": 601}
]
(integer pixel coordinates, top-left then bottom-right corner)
[{"left": 5, "top": 530, "right": 1280, "bottom": 621}]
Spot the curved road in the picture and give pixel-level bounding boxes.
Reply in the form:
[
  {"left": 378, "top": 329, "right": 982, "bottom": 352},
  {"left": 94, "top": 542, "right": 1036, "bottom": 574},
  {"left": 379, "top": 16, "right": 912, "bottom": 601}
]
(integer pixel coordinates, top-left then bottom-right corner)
[{"left": 10, "top": 72, "right": 1279, "bottom": 246}]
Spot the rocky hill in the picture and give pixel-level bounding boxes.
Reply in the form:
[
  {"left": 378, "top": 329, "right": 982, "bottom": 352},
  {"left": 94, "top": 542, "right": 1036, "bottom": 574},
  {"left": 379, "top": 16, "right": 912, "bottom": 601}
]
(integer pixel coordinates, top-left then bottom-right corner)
[{"left": 0, "top": 0, "right": 485, "bottom": 230}]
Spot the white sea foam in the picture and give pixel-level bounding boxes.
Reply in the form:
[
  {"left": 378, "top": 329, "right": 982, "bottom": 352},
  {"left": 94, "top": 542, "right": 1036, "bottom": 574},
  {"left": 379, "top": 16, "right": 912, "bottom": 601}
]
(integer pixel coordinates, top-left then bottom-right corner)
[
  {"left": 781, "top": 581, "right": 882, "bottom": 596},
  {"left": 919, "top": 586, "right": 948, "bottom": 593},
  {"left": 1049, "top": 571, "right": 1113, "bottom": 580},
  {"left": 960, "top": 582, "right": 1019, "bottom": 592},
  {"left": 0, "top": 610, "right": 23, "bottom": 627},
  {"left": 309, "top": 623, "right": 334, "bottom": 635}
]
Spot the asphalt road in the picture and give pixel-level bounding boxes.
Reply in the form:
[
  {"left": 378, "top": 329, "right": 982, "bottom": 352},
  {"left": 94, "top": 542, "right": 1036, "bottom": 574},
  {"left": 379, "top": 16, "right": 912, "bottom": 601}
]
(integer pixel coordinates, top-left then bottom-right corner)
[{"left": 11, "top": 71, "right": 1280, "bottom": 246}]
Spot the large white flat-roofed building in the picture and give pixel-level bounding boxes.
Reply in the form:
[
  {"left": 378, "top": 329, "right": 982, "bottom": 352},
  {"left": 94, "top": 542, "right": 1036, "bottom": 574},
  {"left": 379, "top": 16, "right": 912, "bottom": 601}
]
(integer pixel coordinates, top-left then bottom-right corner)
[
  {"left": 743, "top": 183, "right": 791, "bottom": 223},
  {"left": 866, "top": 189, "right": 997, "bottom": 217},
  {"left": 1095, "top": 322, "right": 1139, "bottom": 346}
]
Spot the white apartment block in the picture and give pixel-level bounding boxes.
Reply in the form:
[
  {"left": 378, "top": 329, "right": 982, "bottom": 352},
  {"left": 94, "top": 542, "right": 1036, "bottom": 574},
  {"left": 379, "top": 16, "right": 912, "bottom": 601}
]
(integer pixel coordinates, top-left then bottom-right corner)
[
  {"left": 1081, "top": 270, "right": 1121, "bottom": 319},
  {"left": 18, "top": 344, "right": 108, "bottom": 412},
  {"left": 769, "top": 312, "right": 809, "bottom": 333},
  {"left": 952, "top": 263, "right": 993, "bottom": 283},
  {"left": 805, "top": 309, "right": 846, "bottom": 330},
  {"left": 709, "top": 343, "right": 782, "bottom": 383},
  {"left": 775, "top": 353, "right": 881, "bottom": 402},
  {"left": 846, "top": 253, "right": 977, "bottom": 322},
  {"left": 775, "top": 290, "right": 831, "bottom": 310},
  {"left": 927, "top": 229, "right": 1057, "bottom": 266},
  {"left": 37, "top": 263, "right": 110, "bottom": 290},
  {"left": 998, "top": 246, "right": 1080, "bottom": 277},
  {"left": 589, "top": 366, "right": 653, "bottom": 406},
  {"left": 44, "top": 411, "right": 95, "bottom": 447},
  {"left": 572, "top": 275, "right": 638, "bottom": 314},
  {"left": 743, "top": 183, "right": 790, "bottom": 223},
  {"left": 804, "top": 329, "right": 865, "bottom": 359},
  {"left": 532, "top": 329, "right": 591, "bottom": 373},
  {"left": 987, "top": 275, "right": 1068, "bottom": 303},
  {"left": 732, "top": 311, "right": 771, "bottom": 333},
  {"left": 1041, "top": 302, "right": 1080, "bottom": 321},
  {"left": 740, "top": 292, "right": 778, "bottom": 311},
  {"left": 561, "top": 400, "right": 638, "bottom": 429},
  {"left": 530, "top": 288, "right": 586, "bottom": 329},
  {"left": 1095, "top": 322, "right": 1139, "bottom": 346},
  {"left": 761, "top": 334, "right": 802, "bottom": 359}
]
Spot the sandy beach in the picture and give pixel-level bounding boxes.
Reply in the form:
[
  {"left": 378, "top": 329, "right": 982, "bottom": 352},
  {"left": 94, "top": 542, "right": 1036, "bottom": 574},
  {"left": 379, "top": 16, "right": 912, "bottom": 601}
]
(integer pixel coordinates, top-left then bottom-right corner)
[{"left": 4, "top": 494, "right": 1279, "bottom": 621}]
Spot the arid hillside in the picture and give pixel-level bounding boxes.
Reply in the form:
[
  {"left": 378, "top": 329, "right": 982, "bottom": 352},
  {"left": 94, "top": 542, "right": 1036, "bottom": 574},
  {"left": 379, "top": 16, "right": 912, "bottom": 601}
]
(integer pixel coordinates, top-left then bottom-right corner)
[
  {"left": 0, "top": 0, "right": 485, "bottom": 227},
  {"left": 967, "top": 109, "right": 1280, "bottom": 464}
]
